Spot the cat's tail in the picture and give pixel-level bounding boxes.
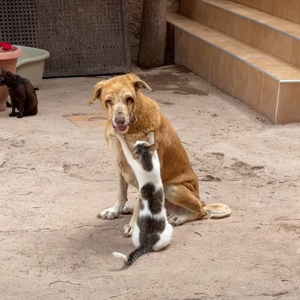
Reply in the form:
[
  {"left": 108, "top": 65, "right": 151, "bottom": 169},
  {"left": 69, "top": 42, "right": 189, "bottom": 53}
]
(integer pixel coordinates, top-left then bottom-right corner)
[
  {"left": 204, "top": 203, "right": 232, "bottom": 219},
  {"left": 113, "top": 245, "right": 153, "bottom": 266},
  {"left": 6, "top": 101, "right": 11, "bottom": 107}
]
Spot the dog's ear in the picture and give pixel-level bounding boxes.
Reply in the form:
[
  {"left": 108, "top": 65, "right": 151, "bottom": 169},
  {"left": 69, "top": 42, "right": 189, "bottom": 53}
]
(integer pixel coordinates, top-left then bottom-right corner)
[
  {"left": 88, "top": 81, "right": 104, "bottom": 106},
  {"left": 133, "top": 79, "right": 152, "bottom": 91},
  {"left": 126, "top": 73, "right": 152, "bottom": 91}
]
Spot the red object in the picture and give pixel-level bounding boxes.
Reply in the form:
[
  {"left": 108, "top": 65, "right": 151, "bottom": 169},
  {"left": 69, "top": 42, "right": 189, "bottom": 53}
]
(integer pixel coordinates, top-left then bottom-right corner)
[
  {"left": 0, "top": 45, "right": 22, "bottom": 111},
  {"left": 0, "top": 42, "right": 13, "bottom": 52}
]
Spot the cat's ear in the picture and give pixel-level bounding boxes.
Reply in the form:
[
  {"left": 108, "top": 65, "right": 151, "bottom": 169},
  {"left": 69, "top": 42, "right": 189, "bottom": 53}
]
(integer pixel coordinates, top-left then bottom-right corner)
[
  {"left": 133, "top": 152, "right": 139, "bottom": 160},
  {"left": 149, "top": 143, "right": 158, "bottom": 153},
  {"left": 6, "top": 71, "right": 12, "bottom": 77},
  {"left": 1, "top": 67, "right": 6, "bottom": 75}
]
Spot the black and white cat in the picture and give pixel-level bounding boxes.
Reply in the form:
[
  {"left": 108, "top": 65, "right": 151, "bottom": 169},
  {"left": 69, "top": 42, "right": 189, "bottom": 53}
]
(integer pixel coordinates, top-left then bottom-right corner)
[{"left": 113, "top": 132, "right": 173, "bottom": 266}]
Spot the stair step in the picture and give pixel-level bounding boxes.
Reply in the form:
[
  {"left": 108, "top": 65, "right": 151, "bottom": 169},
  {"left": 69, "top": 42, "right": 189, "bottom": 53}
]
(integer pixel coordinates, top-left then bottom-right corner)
[
  {"left": 168, "top": 13, "right": 300, "bottom": 124},
  {"left": 180, "top": 0, "right": 300, "bottom": 67},
  {"left": 229, "top": 0, "right": 300, "bottom": 24}
]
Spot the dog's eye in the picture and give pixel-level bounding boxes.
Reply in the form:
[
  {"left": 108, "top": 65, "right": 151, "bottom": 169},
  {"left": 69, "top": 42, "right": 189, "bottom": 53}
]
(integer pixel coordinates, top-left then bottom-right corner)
[
  {"left": 126, "top": 97, "right": 134, "bottom": 105},
  {"left": 105, "top": 100, "right": 112, "bottom": 107}
]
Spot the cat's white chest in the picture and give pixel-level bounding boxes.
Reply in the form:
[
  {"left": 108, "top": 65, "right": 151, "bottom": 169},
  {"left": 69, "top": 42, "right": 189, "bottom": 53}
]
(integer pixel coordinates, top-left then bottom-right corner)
[{"left": 139, "top": 200, "right": 152, "bottom": 218}]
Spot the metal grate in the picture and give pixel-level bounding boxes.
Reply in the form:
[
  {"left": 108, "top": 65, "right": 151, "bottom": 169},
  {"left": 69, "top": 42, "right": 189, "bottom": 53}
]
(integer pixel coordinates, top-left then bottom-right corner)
[
  {"left": 0, "top": 0, "right": 131, "bottom": 77},
  {"left": 0, "top": 0, "right": 38, "bottom": 47}
]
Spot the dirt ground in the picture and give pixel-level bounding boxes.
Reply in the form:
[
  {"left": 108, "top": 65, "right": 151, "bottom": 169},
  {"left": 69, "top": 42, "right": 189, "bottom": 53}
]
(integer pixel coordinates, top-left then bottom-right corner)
[{"left": 1, "top": 66, "right": 300, "bottom": 300}]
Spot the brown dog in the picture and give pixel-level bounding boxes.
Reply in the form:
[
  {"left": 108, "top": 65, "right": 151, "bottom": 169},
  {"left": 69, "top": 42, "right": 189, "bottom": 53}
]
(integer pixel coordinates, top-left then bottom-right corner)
[{"left": 88, "top": 74, "right": 231, "bottom": 237}]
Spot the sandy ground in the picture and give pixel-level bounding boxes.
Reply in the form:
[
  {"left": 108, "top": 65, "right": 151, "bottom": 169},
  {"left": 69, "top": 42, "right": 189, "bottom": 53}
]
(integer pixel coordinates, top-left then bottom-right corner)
[{"left": 1, "top": 66, "right": 300, "bottom": 300}]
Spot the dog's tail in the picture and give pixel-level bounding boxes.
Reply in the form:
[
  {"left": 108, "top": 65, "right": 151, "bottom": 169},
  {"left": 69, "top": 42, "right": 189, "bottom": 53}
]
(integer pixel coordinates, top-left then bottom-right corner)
[
  {"left": 113, "top": 252, "right": 128, "bottom": 263},
  {"left": 204, "top": 203, "right": 232, "bottom": 219}
]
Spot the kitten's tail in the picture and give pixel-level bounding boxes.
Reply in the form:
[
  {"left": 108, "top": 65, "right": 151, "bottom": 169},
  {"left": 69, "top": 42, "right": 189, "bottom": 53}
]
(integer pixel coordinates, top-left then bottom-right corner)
[{"left": 113, "top": 245, "right": 153, "bottom": 266}]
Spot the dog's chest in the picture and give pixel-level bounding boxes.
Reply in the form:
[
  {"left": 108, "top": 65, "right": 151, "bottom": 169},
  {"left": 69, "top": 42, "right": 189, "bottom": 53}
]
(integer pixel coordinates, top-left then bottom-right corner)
[{"left": 108, "top": 135, "right": 137, "bottom": 186}]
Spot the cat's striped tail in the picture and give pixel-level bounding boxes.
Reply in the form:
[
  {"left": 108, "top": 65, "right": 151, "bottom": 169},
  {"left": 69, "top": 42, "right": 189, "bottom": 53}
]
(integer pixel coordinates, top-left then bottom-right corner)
[{"left": 113, "top": 246, "right": 153, "bottom": 266}]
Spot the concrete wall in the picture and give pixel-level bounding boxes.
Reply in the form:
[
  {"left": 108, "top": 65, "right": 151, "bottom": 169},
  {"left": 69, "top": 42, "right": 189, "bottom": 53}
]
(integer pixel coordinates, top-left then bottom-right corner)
[{"left": 127, "top": 0, "right": 180, "bottom": 62}]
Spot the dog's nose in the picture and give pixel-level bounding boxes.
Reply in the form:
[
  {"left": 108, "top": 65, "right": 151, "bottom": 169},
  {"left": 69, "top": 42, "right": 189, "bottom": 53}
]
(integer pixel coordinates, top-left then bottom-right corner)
[{"left": 115, "top": 115, "right": 125, "bottom": 125}]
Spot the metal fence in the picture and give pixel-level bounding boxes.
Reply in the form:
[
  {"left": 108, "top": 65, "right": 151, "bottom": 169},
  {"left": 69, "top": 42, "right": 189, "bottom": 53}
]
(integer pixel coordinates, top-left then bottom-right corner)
[{"left": 0, "top": 0, "right": 131, "bottom": 77}]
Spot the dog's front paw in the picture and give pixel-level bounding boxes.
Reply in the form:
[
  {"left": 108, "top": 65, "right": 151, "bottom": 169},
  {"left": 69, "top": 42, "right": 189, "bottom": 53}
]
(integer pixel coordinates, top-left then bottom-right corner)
[
  {"left": 9, "top": 112, "right": 17, "bottom": 117},
  {"left": 17, "top": 114, "right": 23, "bottom": 118},
  {"left": 123, "top": 224, "right": 133, "bottom": 237},
  {"left": 97, "top": 207, "right": 120, "bottom": 220}
]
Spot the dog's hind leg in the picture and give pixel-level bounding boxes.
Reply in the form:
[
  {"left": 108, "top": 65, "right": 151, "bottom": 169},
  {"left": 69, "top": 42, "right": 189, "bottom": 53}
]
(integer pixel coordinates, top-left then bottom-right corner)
[
  {"left": 122, "top": 203, "right": 134, "bottom": 215},
  {"left": 98, "top": 172, "right": 128, "bottom": 220},
  {"left": 164, "top": 184, "right": 208, "bottom": 226}
]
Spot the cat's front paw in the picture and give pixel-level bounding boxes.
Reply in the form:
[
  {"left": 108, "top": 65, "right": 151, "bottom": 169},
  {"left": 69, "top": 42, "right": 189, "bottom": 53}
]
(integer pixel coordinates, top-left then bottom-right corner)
[
  {"left": 114, "top": 130, "right": 123, "bottom": 139},
  {"left": 109, "top": 126, "right": 118, "bottom": 137},
  {"left": 17, "top": 114, "right": 23, "bottom": 118},
  {"left": 123, "top": 224, "right": 133, "bottom": 237},
  {"left": 9, "top": 112, "right": 17, "bottom": 117},
  {"left": 147, "top": 132, "right": 155, "bottom": 143}
]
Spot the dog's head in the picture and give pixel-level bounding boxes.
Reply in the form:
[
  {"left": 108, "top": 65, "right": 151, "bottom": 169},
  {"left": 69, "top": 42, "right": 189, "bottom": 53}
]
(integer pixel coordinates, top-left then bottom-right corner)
[
  {"left": 0, "top": 68, "right": 15, "bottom": 86},
  {"left": 88, "top": 74, "right": 152, "bottom": 133}
]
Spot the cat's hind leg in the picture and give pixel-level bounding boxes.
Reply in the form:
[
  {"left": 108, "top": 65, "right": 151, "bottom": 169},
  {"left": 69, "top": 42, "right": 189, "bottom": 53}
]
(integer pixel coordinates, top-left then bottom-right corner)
[
  {"left": 153, "top": 222, "right": 173, "bottom": 251},
  {"left": 17, "top": 97, "right": 25, "bottom": 118}
]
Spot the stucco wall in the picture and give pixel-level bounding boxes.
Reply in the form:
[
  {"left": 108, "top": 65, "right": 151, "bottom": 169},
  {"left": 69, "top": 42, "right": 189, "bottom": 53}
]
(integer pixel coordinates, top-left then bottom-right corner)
[{"left": 127, "top": 0, "right": 180, "bottom": 62}]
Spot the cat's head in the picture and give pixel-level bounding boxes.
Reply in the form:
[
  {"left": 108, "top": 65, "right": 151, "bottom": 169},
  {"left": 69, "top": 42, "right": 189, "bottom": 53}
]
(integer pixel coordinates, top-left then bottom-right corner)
[
  {"left": 132, "top": 141, "right": 158, "bottom": 160},
  {"left": 0, "top": 68, "right": 16, "bottom": 86}
]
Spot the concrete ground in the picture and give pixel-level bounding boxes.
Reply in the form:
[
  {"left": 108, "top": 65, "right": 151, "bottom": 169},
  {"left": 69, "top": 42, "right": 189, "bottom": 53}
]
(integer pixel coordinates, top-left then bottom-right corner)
[{"left": 1, "top": 66, "right": 300, "bottom": 300}]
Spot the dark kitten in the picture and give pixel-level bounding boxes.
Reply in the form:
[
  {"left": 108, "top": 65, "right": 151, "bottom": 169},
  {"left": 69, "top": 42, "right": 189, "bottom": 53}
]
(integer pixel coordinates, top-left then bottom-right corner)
[{"left": 0, "top": 68, "right": 38, "bottom": 118}]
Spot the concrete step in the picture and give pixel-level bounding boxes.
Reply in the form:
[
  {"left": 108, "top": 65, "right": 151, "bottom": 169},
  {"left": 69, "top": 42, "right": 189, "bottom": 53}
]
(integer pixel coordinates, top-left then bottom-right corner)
[
  {"left": 180, "top": 0, "right": 300, "bottom": 68},
  {"left": 168, "top": 13, "right": 300, "bottom": 124},
  {"left": 229, "top": 0, "right": 300, "bottom": 24}
]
